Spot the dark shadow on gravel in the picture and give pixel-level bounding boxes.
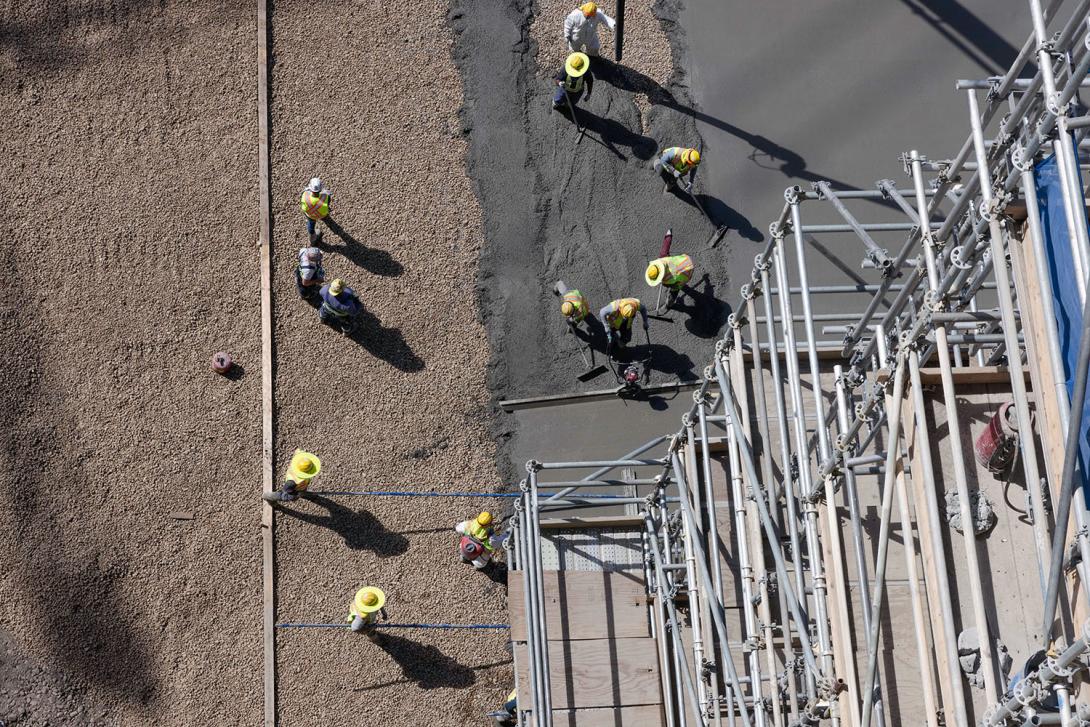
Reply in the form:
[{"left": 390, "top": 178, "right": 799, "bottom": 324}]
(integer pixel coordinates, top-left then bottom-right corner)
[
  {"left": 278, "top": 495, "right": 409, "bottom": 556},
  {"left": 671, "top": 274, "right": 731, "bottom": 338},
  {"left": 559, "top": 107, "right": 658, "bottom": 162},
  {"left": 696, "top": 194, "right": 763, "bottom": 242},
  {"left": 321, "top": 219, "right": 403, "bottom": 277},
  {"left": 345, "top": 307, "right": 425, "bottom": 372},
  {"left": 364, "top": 632, "right": 476, "bottom": 690}
]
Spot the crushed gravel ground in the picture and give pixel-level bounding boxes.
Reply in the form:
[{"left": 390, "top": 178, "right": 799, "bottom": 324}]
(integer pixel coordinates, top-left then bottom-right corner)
[
  {"left": 0, "top": 1, "right": 261, "bottom": 725},
  {"left": 269, "top": 0, "right": 508, "bottom": 725}
]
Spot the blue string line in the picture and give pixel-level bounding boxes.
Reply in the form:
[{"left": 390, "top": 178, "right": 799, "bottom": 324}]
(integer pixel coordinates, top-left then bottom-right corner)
[{"left": 277, "top": 622, "right": 510, "bottom": 630}]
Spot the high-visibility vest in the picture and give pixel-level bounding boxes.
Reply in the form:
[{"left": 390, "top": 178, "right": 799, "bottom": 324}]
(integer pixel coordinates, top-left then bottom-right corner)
[
  {"left": 464, "top": 520, "right": 495, "bottom": 551},
  {"left": 663, "top": 147, "right": 694, "bottom": 174},
  {"left": 605, "top": 298, "right": 640, "bottom": 330},
  {"left": 563, "top": 73, "right": 585, "bottom": 93},
  {"left": 563, "top": 289, "right": 589, "bottom": 321},
  {"left": 656, "top": 254, "right": 694, "bottom": 288},
  {"left": 300, "top": 190, "right": 331, "bottom": 221}
]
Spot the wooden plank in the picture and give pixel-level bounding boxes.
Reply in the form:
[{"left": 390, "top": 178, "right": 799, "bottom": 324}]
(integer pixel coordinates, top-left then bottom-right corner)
[
  {"left": 508, "top": 570, "right": 650, "bottom": 641},
  {"left": 549, "top": 705, "right": 664, "bottom": 726},
  {"left": 257, "top": 0, "right": 276, "bottom": 724},
  {"left": 515, "top": 637, "right": 663, "bottom": 710},
  {"left": 875, "top": 365, "right": 1028, "bottom": 386},
  {"left": 539, "top": 514, "right": 647, "bottom": 529}
]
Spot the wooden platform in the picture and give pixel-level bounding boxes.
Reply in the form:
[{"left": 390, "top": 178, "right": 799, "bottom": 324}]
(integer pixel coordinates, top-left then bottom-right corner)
[{"left": 510, "top": 563, "right": 665, "bottom": 724}]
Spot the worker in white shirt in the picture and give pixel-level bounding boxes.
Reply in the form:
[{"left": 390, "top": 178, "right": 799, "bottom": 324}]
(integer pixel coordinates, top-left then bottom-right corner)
[{"left": 564, "top": 2, "right": 615, "bottom": 57}]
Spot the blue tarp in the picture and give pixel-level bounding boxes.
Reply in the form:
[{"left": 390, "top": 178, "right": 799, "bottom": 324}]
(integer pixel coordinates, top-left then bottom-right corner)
[{"left": 1034, "top": 151, "right": 1090, "bottom": 504}]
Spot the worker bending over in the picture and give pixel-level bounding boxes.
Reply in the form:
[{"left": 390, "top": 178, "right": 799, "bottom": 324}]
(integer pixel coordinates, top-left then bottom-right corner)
[
  {"left": 600, "top": 297, "right": 649, "bottom": 352},
  {"left": 456, "top": 511, "right": 496, "bottom": 570},
  {"left": 319, "top": 278, "right": 362, "bottom": 332},
  {"left": 347, "top": 586, "right": 387, "bottom": 635},
  {"left": 554, "top": 280, "right": 591, "bottom": 331},
  {"left": 564, "top": 2, "right": 615, "bottom": 56},
  {"left": 552, "top": 52, "right": 593, "bottom": 112},
  {"left": 300, "top": 177, "right": 332, "bottom": 243},
  {"left": 295, "top": 246, "right": 325, "bottom": 299},
  {"left": 487, "top": 689, "right": 518, "bottom": 727},
  {"left": 646, "top": 252, "right": 694, "bottom": 309},
  {"left": 655, "top": 147, "right": 700, "bottom": 193},
  {"left": 263, "top": 449, "right": 321, "bottom": 503}
]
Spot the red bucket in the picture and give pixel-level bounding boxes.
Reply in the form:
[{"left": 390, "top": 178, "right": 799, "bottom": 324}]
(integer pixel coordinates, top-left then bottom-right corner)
[{"left": 974, "top": 401, "right": 1018, "bottom": 473}]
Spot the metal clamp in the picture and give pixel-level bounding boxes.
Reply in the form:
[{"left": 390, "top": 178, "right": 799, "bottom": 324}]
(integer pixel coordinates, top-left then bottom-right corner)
[
  {"left": 1011, "top": 143, "right": 1032, "bottom": 173},
  {"left": 1013, "top": 676, "right": 1041, "bottom": 709},
  {"left": 741, "top": 282, "right": 759, "bottom": 301},
  {"left": 769, "top": 221, "right": 786, "bottom": 240},
  {"left": 784, "top": 185, "right": 803, "bottom": 205},
  {"left": 755, "top": 252, "right": 771, "bottom": 272},
  {"left": 525, "top": 460, "right": 542, "bottom": 473},
  {"left": 923, "top": 289, "right": 944, "bottom": 313},
  {"left": 728, "top": 313, "right": 743, "bottom": 330},
  {"left": 519, "top": 478, "right": 530, "bottom": 493},
  {"left": 950, "top": 244, "right": 974, "bottom": 270},
  {"left": 1045, "top": 654, "right": 1076, "bottom": 681}
]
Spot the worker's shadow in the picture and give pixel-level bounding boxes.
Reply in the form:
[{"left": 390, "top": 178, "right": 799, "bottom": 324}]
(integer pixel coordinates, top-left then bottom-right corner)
[
  {"left": 319, "top": 218, "right": 403, "bottom": 277},
  {"left": 347, "top": 307, "right": 425, "bottom": 373},
  {"left": 669, "top": 275, "right": 731, "bottom": 338},
  {"left": 634, "top": 344, "right": 698, "bottom": 382},
  {"left": 559, "top": 104, "right": 657, "bottom": 162},
  {"left": 279, "top": 495, "right": 409, "bottom": 556},
  {"left": 361, "top": 632, "right": 476, "bottom": 690}
]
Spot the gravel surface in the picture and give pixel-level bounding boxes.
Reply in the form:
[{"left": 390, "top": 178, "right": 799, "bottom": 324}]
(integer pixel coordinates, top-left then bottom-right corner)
[
  {"left": 0, "top": 2, "right": 261, "bottom": 725},
  {"left": 269, "top": 0, "right": 508, "bottom": 725}
]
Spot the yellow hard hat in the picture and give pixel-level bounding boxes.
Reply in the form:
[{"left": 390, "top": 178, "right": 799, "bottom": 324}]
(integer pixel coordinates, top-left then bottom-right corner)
[
  {"left": 561, "top": 301, "right": 575, "bottom": 317},
  {"left": 581, "top": 2, "right": 597, "bottom": 17},
  {"left": 287, "top": 449, "right": 321, "bottom": 480},
  {"left": 477, "top": 511, "right": 494, "bottom": 527},
  {"left": 620, "top": 302, "right": 637, "bottom": 318},
  {"left": 565, "top": 52, "right": 590, "bottom": 78},
  {"left": 354, "top": 586, "right": 386, "bottom": 615},
  {"left": 329, "top": 278, "right": 344, "bottom": 296},
  {"left": 684, "top": 149, "right": 701, "bottom": 166},
  {"left": 645, "top": 261, "right": 665, "bottom": 287}
]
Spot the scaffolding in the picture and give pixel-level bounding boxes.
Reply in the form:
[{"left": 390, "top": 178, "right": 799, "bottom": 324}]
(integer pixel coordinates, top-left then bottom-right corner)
[{"left": 508, "top": 0, "right": 1090, "bottom": 724}]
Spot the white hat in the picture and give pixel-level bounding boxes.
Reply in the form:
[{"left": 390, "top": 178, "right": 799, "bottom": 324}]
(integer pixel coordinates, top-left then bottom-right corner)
[{"left": 307, "top": 177, "right": 323, "bottom": 193}]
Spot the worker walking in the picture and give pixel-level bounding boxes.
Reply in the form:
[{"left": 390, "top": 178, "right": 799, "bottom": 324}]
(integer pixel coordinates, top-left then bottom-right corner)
[
  {"left": 347, "top": 586, "right": 387, "bottom": 635},
  {"left": 263, "top": 449, "right": 321, "bottom": 503},
  {"left": 319, "top": 278, "right": 362, "bottom": 333},
  {"left": 295, "top": 246, "right": 325, "bottom": 299},
  {"left": 456, "top": 511, "right": 496, "bottom": 570},
  {"left": 552, "top": 52, "right": 593, "bottom": 112},
  {"left": 300, "top": 177, "right": 332, "bottom": 243},
  {"left": 645, "top": 252, "right": 695, "bottom": 310},
  {"left": 654, "top": 147, "right": 701, "bottom": 193},
  {"left": 564, "top": 2, "right": 615, "bottom": 56},
  {"left": 600, "top": 297, "right": 649, "bottom": 352},
  {"left": 554, "top": 280, "right": 591, "bottom": 331},
  {"left": 487, "top": 689, "right": 518, "bottom": 727}
]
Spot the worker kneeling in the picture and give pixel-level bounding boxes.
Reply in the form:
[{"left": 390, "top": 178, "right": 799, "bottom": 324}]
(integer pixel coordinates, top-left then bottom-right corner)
[
  {"left": 347, "top": 586, "right": 387, "bottom": 636},
  {"left": 319, "top": 278, "right": 362, "bottom": 333},
  {"left": 263, "top": 449, "right": 320, "bottom": 503},
  {"left": 552, "top": 52, "right": 593, "bottom": 113},
  {"left": 600, "top": 297, "right": 649, "bottom": 352},
  {"left": 456, "top": 511, "right": 496, "bottom": 570},
  {"left": 645, "top": 253, "right": 694, "bottom": 309}
]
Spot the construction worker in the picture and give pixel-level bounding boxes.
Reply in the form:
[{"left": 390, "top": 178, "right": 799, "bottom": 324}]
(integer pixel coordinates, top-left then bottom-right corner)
[
  {"left": 295, "top": 246, "right": 325, "bottom": 298},
  {"left": 552, "top": 52, "right": 593, "bottom": 112},
  {"left": 645, "top": 252, "right": 695, "bottom": 309},
  {"left": 455, "top": 511, "right": 496, "bottom": 569},
  {"left": 263, "top": 449, "right": 321, "bottom": 503},
  {"left": 487, "top": 689, "right": 518, "bottom": 726},
  {"left": 318, "top": 278, "right": 362, "bottom": 332},
  {"left": 655, "top": 147, "right": 700, "bottom": 193},
  {"left": 564, "top": 2, "right": 616, "bottom": 57},
  {"left": 554, "top": 280, "right": 590, "bottom": 331},
  {"left": 600, "top": 297, "right": 649, "bottom": 351},
  {"left": 300, "top": 177, "right": 332, "bottom": 243},
  {"left": 347, "top": 586, "right": 387, "bottom": 634}
]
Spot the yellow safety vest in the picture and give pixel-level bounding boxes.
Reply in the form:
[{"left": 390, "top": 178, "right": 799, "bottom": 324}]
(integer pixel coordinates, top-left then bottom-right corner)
[
  {"left": 656, "top": 254, "right": 694, "bottom": 288},
  {"left": 663, "top": 147, "right": 694, "bottom": 174},
  {"left": 563, "top": 289, "right": 589, "bottom": 321},
  {"left": 465, "top": 520, "right": 495, "bottom": 551},
  {"left": 300, "top": 190, "right": 331, "bottom": 221},
  {"left": 606, "top": 298, "right": 640, "bottom": 330},
  {"left": 563, "top": 73, "right": 585, "bottom": 93}
]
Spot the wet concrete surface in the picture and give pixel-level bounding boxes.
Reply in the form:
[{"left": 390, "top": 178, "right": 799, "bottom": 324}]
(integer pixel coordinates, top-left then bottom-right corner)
[{"left": 682, "top": 0, "right": 1033, "bottom": 319}]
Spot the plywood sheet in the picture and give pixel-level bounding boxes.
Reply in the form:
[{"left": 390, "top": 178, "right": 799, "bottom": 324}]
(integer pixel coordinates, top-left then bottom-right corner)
[
  {"left": 509, "top": 570, "right": 650, "bottom": 641},
  {"left": 549, "top": 705, "right": 664, "bottom": 726},
  {"left": 515, "top": 637, "right": 663, "bottom": 710}
]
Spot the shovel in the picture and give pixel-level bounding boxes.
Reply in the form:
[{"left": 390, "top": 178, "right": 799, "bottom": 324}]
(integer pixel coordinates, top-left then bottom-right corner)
[
  {"left": 682, "top": 184, "right": 728, "bottom": 248},
  {"left": 567, "top": 324, "right": 607, "bottom": 381},
  {"left": 562, "top": 88, "right": 587, "bottom": 145}
]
